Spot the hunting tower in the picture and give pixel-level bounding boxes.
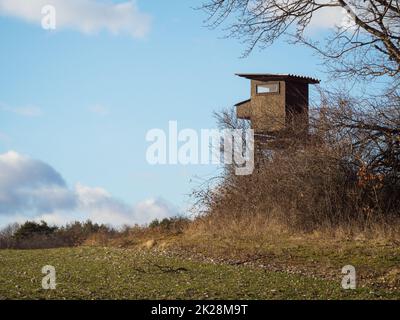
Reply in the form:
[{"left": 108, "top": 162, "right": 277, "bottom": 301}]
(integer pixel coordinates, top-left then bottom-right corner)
[{"left": 235, "top": 74, "right": 320, "bottom": 135}]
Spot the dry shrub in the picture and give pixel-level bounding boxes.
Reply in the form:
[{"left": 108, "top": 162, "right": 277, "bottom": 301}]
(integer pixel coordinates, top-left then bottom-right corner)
[
  {"left": 84, "top": 231, "right": 112, "bottom": 247},
  {"left": 187, "top": 210, "right": 288, "bottom": 241},
  {"left": 85, "top": 217, "right": 192, "bottom": 248},
  {"left": 148, "top": 217, "right": 190, "bottom": 234},
  {"left": 191, "top": 97, "right": 400, "bottom": 239},
  {"left": 0, "top": 220, "right": 117, "bottom": 249}
]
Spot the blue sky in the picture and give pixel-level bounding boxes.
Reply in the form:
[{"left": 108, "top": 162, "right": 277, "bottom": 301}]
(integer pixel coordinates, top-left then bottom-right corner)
[{"left": 0, "top": 0, "right": 340, "bottom": 227}]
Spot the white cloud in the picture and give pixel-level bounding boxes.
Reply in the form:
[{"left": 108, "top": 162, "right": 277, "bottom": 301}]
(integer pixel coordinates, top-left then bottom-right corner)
[
  {"left": 33, "top": 211, "right": 86, "bottom": 226},
  {"left": 0, "top": 0, "right": 151, "bottom": 38},
  {"left": 0, "top": 151, "right": 178, "bottom": 227},
  {"left": 251, "top": 1, "right": 349, "bottom": 31},
  {"left": 308, "top": 6, "right": 345, "bottom": 29},
  {"left": 0, "top": 151, "right": 77, "bottom": 214},
  {"left": 73, "top": 184, "right": 178, "bottom": 225},
  {"left": 12, "top": 106, "right": 43, "bottom": 117},
  {"left": 89, "top": 105, "right": 109, "bottom": 116},
  {"left": 307, "top": 6, "right": 351, "bottom": 30},
  {"left": 0, "top": 131, "right": 11, "bottom": 144},
  {"left": 134, "top": 198, "right": 180, "bottom": 224},
  {"left": 75, "top": 183, "right": 136, "bottom": 225},
  {"left": 0, "top": 103, "right": 42, "bottom": 117}
]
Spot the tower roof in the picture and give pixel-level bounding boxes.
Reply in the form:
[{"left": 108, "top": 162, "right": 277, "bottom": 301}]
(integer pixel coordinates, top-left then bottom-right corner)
[{"left": 236, "top": 73, "right": 320, "bottom": 84}]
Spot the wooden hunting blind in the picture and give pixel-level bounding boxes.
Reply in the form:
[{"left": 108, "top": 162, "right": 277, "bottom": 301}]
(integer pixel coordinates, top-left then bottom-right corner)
[{"left": 235, "top": 74, "right": 320, "bottom": 134}]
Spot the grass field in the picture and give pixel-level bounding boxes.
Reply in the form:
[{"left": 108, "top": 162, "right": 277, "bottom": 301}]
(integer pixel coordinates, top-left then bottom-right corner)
[{"left": 0, "top": 246, "right": 398, "bottom": 300}]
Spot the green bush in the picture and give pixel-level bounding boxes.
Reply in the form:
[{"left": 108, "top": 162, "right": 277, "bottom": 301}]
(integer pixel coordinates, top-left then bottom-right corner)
[
  {"left": 148, "top": 217, "right": 190, "bottom": 233},
  {"left": 13, "top": 221, "right": 57, "bottom": 240}
]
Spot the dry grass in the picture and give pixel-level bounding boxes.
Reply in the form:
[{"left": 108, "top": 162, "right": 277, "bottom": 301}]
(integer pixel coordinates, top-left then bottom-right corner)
[
  {"left": 87, "top": 214, "right": 399, "bottom": 293},
  {"left": 77, "top": 105, "right": 400, "bottom": 294},
  {"left": 2, "top": 246, "right": 398, "bottom": 300}
]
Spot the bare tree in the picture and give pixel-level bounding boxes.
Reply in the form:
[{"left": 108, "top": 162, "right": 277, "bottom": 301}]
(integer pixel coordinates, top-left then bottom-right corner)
[
  {"left": 202, "top": 0, "right": 400, "bottom": 185},
  {"left": 201, "top": 0, "right": 400, "bottom": 80},
  {"left": 317, "top": 88, "right": 400, "bottom": 179}
]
